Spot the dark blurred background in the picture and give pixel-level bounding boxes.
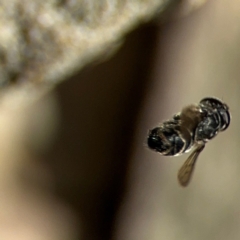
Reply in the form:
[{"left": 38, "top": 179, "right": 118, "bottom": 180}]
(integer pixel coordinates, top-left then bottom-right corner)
[{"left": 44, "top": 23, "right": 159, "bottom": 240}]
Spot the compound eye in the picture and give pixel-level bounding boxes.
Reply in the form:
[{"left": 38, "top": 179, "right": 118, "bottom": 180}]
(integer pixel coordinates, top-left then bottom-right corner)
[
  {"left": 200, "top": 97, "right": 224, "bottom": 109},
  {"left": 219, "top": 109, "right": 231, "bottom": 131}
]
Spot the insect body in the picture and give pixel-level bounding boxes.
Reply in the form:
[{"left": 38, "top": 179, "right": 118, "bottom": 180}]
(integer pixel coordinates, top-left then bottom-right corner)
[{"left": 147, "top": 97, "right": 231, "bottom": 187}]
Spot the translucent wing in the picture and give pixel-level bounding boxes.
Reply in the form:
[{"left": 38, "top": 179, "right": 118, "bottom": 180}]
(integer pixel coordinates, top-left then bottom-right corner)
[{"left": 178, "top": 143, "right": 205, "bottom": 187}]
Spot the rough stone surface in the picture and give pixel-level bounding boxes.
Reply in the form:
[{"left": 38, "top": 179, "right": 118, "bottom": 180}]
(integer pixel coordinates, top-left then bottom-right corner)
[{"left": 0, "top": 0, "right": 172, "bottom": 88}]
